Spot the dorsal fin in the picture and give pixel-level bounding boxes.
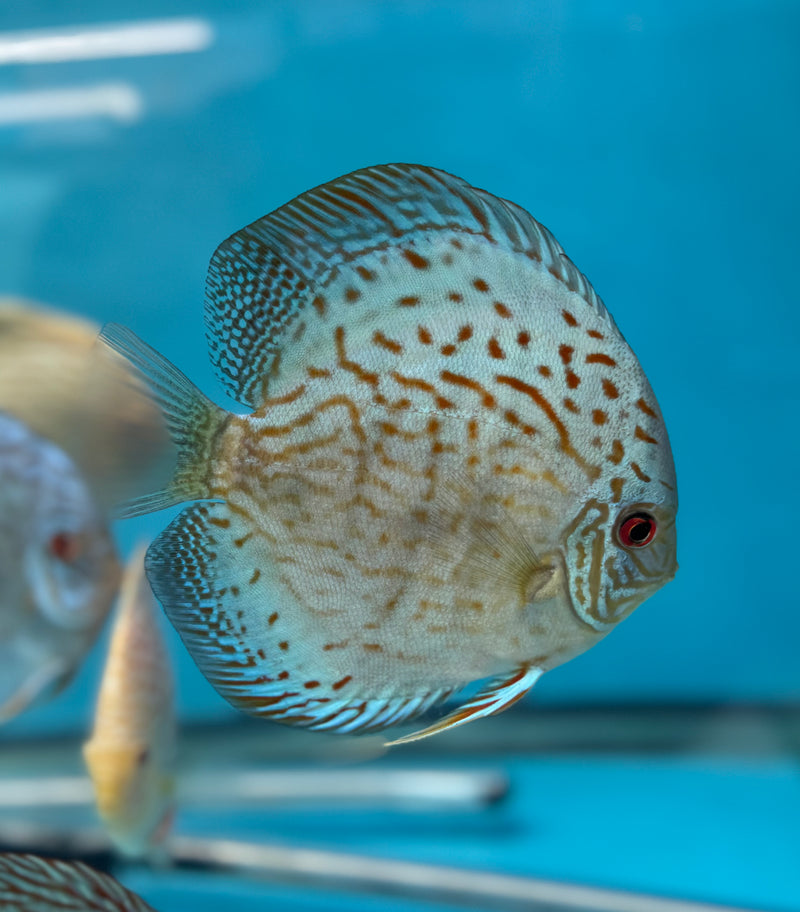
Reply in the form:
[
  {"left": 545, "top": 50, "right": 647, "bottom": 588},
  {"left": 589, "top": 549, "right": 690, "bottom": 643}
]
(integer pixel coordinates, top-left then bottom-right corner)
[{"left": 204, "top": 163, "right": 609, "bottom": 408}]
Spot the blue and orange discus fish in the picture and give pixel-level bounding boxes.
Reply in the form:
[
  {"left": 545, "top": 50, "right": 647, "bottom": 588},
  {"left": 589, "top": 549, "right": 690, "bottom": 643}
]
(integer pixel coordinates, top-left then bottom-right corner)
[
  {"left": 102, "top": 164, "right": 677, "bottom": 743},
  {"left": 0, "top": 853, "right": 156, "bottom": 911}
]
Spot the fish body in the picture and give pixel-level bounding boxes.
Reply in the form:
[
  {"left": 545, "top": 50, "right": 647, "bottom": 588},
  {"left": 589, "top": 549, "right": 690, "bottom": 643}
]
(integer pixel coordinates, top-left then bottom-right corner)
[
  {"left": 83, "top": 545, "right": 176, "bottom": 858},
  {"left": 0, "top": 412, "right": 120, "bottom": 723},
  {"left": 0, "top": 299, "right": 171, "bottom": 511},
  {"left": 0, "top": 853, "right": 156, "bottom": 911},
  {"left": 102, "top": 164, "right": 678, "bottom": 742}
]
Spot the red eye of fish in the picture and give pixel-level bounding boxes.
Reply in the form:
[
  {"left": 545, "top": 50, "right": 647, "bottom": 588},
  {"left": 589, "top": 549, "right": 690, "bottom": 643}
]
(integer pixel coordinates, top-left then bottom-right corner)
[
  {"left": 49, "top": 532, "right": 81, "bottom": 562},
  {"left": 617, "top": 512, "right": 657, "bottom": 548}
]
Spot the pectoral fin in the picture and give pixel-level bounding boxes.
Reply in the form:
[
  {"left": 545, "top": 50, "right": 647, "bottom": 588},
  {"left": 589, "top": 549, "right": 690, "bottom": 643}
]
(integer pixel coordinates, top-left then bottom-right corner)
[
  {"left": 385, "top": 664, "right": 543, "bottom": 746},
  {"left": 0, "top": 657, "right": 70, "bottom": 723}
]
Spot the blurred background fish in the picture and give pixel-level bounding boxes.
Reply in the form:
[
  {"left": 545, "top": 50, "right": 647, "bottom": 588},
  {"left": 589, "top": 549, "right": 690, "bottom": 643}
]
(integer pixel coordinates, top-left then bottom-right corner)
[
  {"left": 83, "top": 545, "right": 176, "bottom": 859},
  {"left": 0, "top": 412, "right": 120, "bottom": 723},
  {"left": 0, "top": 299, "right": 171, "bottom": 512},
  {"left": 0, "top": 852, "right": 157, "bottom": 911}
]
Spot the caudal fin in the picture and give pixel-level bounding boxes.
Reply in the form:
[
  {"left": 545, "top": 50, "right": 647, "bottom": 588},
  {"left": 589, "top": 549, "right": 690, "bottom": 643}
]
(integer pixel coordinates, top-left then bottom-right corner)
[{"left": 98, "top": 323, "right": 229, "bottom": 517}]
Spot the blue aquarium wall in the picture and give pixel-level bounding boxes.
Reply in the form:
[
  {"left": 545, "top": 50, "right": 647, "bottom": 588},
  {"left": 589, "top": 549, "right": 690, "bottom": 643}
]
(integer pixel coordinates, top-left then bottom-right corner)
[{"left": 0, "top": 0, "right": 798, "bottom": 736}]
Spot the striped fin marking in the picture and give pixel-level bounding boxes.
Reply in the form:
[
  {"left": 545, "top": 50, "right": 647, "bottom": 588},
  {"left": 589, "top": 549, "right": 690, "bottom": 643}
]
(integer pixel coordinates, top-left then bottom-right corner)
[
  {"left": 0, "top": 853, "right": 156, "bottom": 911},
  {"left": 204, "top": 163, "right": 612, "bottom": 408},
  {"left": 144, "top": 502, "right": 456, "bottom": 734},
  {"left": 386, "top": 664, "right": 543, "bottom": 746}
]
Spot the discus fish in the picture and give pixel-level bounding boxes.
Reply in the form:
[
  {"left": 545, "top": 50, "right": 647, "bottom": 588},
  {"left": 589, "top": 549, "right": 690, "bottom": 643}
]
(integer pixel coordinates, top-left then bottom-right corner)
[
  {"left": 0, "top": 852, "right": 156, "bottom": 911},
  {"left": 0, "top": 412, "right": 120, "bottom": 723},
  {"left": 83, "top": 545, "right": 176, "bottom": 858},
  {"left": 0, "top": 299, "right": 171, "bottom": 511},
  {"left": 101, "top": 163, "right": 678, "bottom": 743}
]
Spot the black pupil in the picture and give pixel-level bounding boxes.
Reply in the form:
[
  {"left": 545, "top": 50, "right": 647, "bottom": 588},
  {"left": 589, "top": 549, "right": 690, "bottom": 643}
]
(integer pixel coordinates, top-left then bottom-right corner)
[{"left": 628, "top": 517, "right": 652, "bottom": 543}]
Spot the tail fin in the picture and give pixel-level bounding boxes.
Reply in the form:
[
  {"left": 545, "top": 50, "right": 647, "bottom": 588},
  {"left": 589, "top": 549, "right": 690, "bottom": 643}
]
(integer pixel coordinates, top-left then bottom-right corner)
[{"left": 98, "top": 324, "right": 229, "bottom": 518}]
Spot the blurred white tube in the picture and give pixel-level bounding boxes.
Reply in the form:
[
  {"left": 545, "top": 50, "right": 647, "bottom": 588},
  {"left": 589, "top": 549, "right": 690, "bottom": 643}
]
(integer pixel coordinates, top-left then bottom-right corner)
[
  {"left": 0, "top": 769, "right": 507, "bottom": 811},
  {"left": 0, "top": 19, "right": 213, "bottom": 64},
  {"left": 0, "top": 84, "right": 142, "bottom": 124}
]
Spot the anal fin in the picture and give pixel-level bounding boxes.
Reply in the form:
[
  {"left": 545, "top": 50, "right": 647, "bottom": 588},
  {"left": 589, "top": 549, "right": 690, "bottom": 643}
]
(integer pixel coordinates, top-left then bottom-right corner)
[{"left": 385, "top": 664, "right": 542, "bottom": 746}]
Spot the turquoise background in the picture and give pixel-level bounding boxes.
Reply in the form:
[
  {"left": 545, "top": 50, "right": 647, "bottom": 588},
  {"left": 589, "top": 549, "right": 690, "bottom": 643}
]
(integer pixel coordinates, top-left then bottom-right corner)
[{"left": 0, "top": 2, "right": 798, "bottom": 909}]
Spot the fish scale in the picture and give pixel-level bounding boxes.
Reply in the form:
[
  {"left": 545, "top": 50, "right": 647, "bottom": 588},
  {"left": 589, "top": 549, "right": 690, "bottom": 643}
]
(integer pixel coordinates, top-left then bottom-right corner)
[{"left": 102, "top": 163, "right": 677, "bottom": 743}]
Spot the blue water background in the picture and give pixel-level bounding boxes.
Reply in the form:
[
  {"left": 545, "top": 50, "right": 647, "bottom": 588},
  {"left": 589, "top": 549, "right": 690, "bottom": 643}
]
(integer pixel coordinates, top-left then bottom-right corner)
[{"left": 0, "top": 1, "right": 798, "bottom": 909}]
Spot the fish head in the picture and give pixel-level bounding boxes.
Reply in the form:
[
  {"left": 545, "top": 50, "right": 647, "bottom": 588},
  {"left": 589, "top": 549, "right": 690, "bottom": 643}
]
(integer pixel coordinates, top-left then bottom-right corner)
[
  {"left": 561, "top": 388, "right": 678, "bottom": 634},
  {"left": 26, "top": 459, "right": 120, "bottom": 633},
  {"left": 82, "top": 737, "right": 174, "bottom": 857}
]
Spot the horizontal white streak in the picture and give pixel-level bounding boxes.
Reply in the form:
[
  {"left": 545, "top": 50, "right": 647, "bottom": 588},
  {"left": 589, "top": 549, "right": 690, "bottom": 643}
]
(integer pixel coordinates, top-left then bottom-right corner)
[
  {"left": 0, "top": 83, "right": 142, "bottom": 125},
  {"left": 0, "top": 18, "right": 213, "bottom": 65}
]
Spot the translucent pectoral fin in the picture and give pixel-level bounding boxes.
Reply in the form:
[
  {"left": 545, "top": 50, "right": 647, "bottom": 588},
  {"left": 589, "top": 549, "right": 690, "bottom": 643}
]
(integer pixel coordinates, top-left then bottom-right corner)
[
  {"left": 0, "top": 657, "right": 69, "bottom": 723},
  {"left": 385, "top": 664, "right": 543, "bottom": 747}
]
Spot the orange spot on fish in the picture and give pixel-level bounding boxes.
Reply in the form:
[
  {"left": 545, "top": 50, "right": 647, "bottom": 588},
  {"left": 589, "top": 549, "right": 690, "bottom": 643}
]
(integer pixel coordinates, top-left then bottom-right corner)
[
  {"left": 586, "top": 353, "right": 617, "bottom": 366},
  {"left": 562, "top": 309, "right": 579, "bottom": 327},
  {"left": 566, "top": 370, "right": 580, "bottom": 389},
  {"left": 458, "top": 325, "right": 473, "bottom": 342},
  {"left": 631, "top": 461, "right": 652, "bottom": 482},
  {"left": 249, "top": 568, "right": 261, "bottom": 583},
  {"left": 440, "top": 343, "right": 456, "bottom": 356},
  {"left": 608, "top": 439, "right": 624, "bottom": 464},
  {"left": 268, "top": 612, "right": 278, "bottom": 625},
  {"left": 636, "top": 398, "right": 658, "bottom": 418},
  {"left": 538, "top": 365, "right": 551, "bottom": 378},
  {"left": 363, "top": 643, "right": 383, "bottom": 653},
  {"left": 418, "top": 326, "right": 432, "bottom": 344},
  {"left": 398, "top": 295, "right": 420, "bottom": 306},
  {"left": 404, "top": 249, "right": 430, "bottom": 270},
  {"left": 345, "top": 287, "right": 361, "bottom": 302},
  {"left": 559, "top": 344, "right": 573, "bottom": 365},
  {"left": 587, "top": 329, "right": 605, "bottom": 339},
  {"left": 493, "top": 301, "right": 511, "bottom": 319},
  {"left": 332, "top": 675, "right": 352, "bottom": 690},
  {"left": 279, "top": 641, "right": 289, "bottom": 651},
  {"left": 488, "top": 337, "right": 505, "bottom": 359},
  {"left": 635, "top": 425, "right": 659, "bottom": 444},
  {"left": 304, "top": 680, "right": 321, "bottom": 689},
  {"left": 356, "top": 265, "right": 376, "bottom": 281},
  {"left": 563, "top": 397, "right": 579, "bottom": 413},
  {"left": 592, "top": 409, "right": 607, "bottom": 425},
  {"left": 373, "top": 330, "right": 403, "bottom": 354},
  {"left": 449, "top": 291, "right": 463, "bottom": 303},
  {"left": 473, "top": 278, "right": 489, "bottom": 292},
  {"left": 602, "top": 378, "right": 619, "bottom": 399},
  {"left": 312, "top": 295, "right": 327, "bottom": 316},
  {"left": 518, "top": 330, "right": 530, "bottom": 347}
]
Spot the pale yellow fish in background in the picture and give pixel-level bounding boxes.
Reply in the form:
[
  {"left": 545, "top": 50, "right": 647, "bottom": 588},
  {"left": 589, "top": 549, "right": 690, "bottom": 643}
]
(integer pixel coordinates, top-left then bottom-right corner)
[
  {"left": 83, "top": 544, "right": 176, "bottom": 858},
  {"left": 0, "top": 412, "right": 120, "bottom": 723},
  {"left": 0, "top": 298, "right": 171, "bottom": 512}
]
